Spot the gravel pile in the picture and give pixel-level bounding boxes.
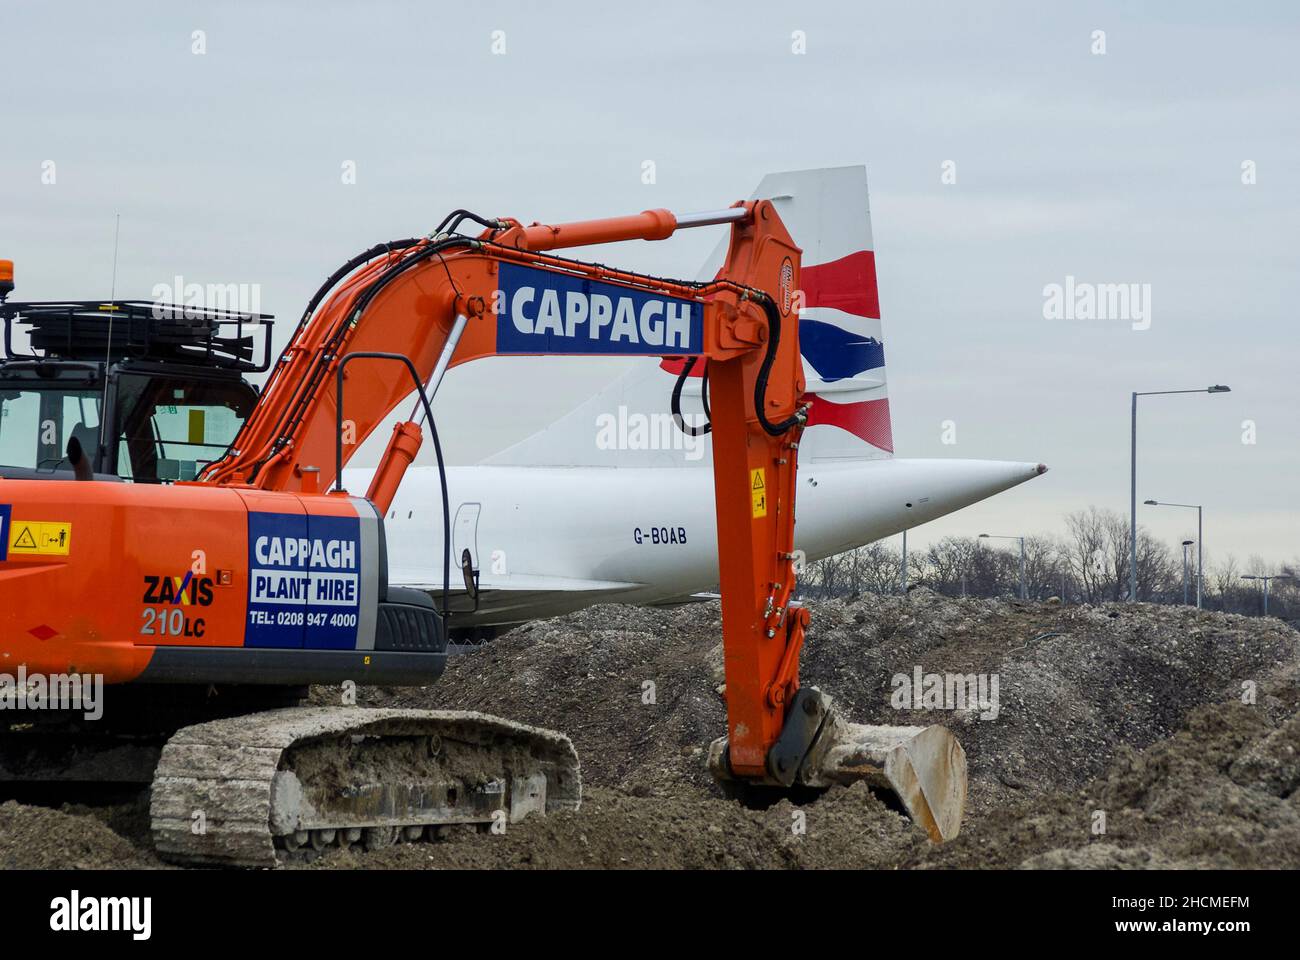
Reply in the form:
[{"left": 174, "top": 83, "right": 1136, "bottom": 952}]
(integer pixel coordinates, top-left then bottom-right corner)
[
  {"left": 3, "top": 592, "right": 1296, "bottom": 870},
  {"left": 919, "top": 661, "right": 1300, "bottom": 869},
  {"left": 350, "top": 590, "right": 1299, "bottom": 824},
  {"left": 0, "top": 799, "right": 157, "bottom": 870}
]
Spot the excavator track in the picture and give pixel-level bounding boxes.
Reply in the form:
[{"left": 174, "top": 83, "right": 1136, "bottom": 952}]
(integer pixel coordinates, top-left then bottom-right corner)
[{"left": 150, "top": 707, "right": 580, "bottom": 868}]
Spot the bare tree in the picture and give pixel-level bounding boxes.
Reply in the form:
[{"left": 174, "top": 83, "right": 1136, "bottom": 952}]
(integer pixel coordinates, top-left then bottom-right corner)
[
  {"left": 1065, "top": 506, "right": 1112, "bottom": 602},
  {"left": 920, "top": 536, "right": 977, "bottom": 596},
  {"left": 796, "top": 508, "right": 1292, "bottom": 621},
  {"left": 1021, "top": 535, "right": 1064, "bottom": 599}
]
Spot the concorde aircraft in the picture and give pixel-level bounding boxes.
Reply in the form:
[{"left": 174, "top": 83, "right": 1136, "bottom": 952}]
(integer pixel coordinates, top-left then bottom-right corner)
[{"left": 344, "top": 167, "right": 1046, "bottom": 638}]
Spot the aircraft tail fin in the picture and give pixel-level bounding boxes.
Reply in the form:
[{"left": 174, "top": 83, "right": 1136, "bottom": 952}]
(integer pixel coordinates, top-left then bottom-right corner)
[
  {"left": 757, "top": 166, "right": 892, "bottom": 460},
  {"left": 486, "top": 166, "right": 891, "bottom": 467}
]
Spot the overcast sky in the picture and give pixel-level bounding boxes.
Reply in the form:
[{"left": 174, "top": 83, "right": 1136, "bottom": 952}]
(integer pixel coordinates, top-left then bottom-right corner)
[{"left": 3, "top": 1, "right": 1297, "bottom": 568}]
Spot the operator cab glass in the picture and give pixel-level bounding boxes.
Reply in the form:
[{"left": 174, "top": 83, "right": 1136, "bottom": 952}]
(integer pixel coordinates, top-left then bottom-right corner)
[
  {"left": 0, "top": 376, "right": 253, "bottom": 482},
  {"left": 0, "top": 385, "right": 103, "bottom": 473},
  {"left": 111, "top": 374, "right": 251, "bottom": 481}
]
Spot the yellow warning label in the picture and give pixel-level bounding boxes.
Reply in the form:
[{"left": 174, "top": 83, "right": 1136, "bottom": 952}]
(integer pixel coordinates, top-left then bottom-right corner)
[
  {"left": 750, "top": 468, "right": 767, "bottom": 518},
  {"left": 8, "top": 521, "right": 72, "bottom": 556}
]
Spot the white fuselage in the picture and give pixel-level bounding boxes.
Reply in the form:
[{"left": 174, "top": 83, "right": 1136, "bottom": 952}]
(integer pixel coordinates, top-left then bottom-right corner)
[{"left": 344, "top": 458, "right": 1045, "bottom": 629}]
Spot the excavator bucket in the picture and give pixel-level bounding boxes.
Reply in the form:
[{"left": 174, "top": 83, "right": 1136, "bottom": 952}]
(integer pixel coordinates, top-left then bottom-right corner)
[
  {"left": 709, "top": 691, "right": 967, "bottom": 843},
  {"left": 800, "top": 712, "right": 967, "bottom": 842}
]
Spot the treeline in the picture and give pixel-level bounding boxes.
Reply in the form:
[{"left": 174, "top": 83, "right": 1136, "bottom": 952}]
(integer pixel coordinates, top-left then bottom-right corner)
[{"left": 800, "top": 506, "right": 1298, "bottom": 622}]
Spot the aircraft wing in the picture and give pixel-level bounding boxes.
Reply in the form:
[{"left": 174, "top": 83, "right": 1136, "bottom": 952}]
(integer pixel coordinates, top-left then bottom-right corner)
[
  {"left": 388, "top": 570, "right": 645, "bottom": 627},
  {"left": 390, "top": 571, "right": 641, "bottom": 594},
  {"left": 646, "top": 591, "right": 721, "bottom": 607}
]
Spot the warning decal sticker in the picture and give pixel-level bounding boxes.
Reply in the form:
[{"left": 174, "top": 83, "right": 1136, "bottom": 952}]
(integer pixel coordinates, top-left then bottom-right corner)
[
  {"left": 7, "top": 519, "right": 72, "bottom": 556},
  {"left": 751, "top": 468, "right": 767, "bottom": 519},
  {"left": 245, "top": 512, "right": 362, "bottom": 650}
]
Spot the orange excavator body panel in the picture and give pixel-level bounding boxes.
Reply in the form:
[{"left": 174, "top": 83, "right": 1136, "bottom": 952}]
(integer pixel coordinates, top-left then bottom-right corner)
[
  {"left": 0, "top": 478, "right": 392, "bottom": 684},
  {"left": 0, "top": 479, "right": 247, "bottom": 681}
]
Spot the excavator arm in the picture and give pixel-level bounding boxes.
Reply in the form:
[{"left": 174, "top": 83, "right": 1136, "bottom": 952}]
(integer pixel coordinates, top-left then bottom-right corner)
[
  {"left": 202, "top": 199, "right": 814, "bottom": 781},
  {"left": 201, "top": 200, "right": 965, "bottom": 823}
]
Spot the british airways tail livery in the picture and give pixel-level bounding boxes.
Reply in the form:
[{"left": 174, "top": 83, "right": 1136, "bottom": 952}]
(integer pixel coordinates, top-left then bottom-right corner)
[
  {"left": 346, "top": 167, "right": 1046, "bottom": 637},
  {"left": 485, "top": 166, "right": 899, "bottom": 467}
]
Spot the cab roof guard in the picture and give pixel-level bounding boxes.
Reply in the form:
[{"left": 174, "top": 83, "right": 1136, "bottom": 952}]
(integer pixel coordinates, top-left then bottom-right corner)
[{"left": 1, "top": 300, "right": 275, "bottom": 372}]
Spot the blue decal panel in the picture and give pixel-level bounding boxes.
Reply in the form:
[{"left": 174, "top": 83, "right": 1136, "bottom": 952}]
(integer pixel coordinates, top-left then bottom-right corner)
[
  {"left": 496, "top": 262, "right": 703, "bottom": 356},
  {"left": 245, "top": 512, "right": 362, "bottom": 650},
  {"left": 799, "top": 318, "right": 885, "bottom": 382},
  {"left": 0, "top": 504, "right": 9, "bottom": 561}
]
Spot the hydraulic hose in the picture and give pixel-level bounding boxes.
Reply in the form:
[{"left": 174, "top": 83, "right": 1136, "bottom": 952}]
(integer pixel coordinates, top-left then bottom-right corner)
[
  {"left": 297, "top": 239, "right": 421, "bottom": 339},
  {"left": 335, "top": 351, "right": 453, "bottom": 621},
  {"left": 754, "top": 297, "right": 804, "bottom": 436},
  {"left": 210, "top": 239, "right": 421, "bottom": 483},
  {"left": 347, "top": 236, "right": 474, "bottom": 320},
  {"left": 413, "top": 387, "right": 452, "bottom": 620},
  {"left": 435, "top": 210, "right": 504, "bottom": 237},
  {"left": 671, "top": 357, "right": 712, "bottom": 436},
  {"left": 244, "top": 237, "right": 474, "bottom": 484}
]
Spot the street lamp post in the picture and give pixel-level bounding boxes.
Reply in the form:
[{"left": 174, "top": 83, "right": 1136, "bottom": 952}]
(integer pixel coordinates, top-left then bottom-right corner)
[
  {"left": 900, "top": 529, "right": 908, "bottom": 595},
  {"left": 1181, "top": 539, "right": 1194, "bottom": 605},
  {"left": 1240, "top": 574, "right": 1294, "bottom": 617},
  {"left": 979, "top": 533, "right": 1026, "bottom": 600},
  {"left": 1130, "top": 385, "right": 1230, "bottom": 602},
  {"left": 1145, "top": 500, "right": 1203, "bottom": 608}
]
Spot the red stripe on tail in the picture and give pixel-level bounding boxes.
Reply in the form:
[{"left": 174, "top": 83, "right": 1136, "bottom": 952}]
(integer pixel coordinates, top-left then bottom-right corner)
[
  {"left": 801, "top": 250, "right": 879, "bottom": 319},
  {"left": 806, "top": 395, "right": 893, "bottom": 452}
]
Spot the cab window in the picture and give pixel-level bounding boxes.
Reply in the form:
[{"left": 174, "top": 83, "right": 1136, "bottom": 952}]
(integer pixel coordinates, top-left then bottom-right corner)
[
  {"left": 0, "top": 387, "right": 103, "bottom": 472},
  {"left": 112, "top": 374, "right": 252, "bottom": 482}
]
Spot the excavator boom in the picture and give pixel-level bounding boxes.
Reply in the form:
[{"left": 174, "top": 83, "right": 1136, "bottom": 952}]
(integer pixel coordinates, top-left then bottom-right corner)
[{"left": 196, "top": 200, "right": 818, "bottom": 781}]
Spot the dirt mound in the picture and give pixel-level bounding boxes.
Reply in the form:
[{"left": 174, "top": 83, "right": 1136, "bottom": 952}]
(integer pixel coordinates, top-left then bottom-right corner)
[
  {"left": 289, "top": 592, "right": 1298, "bottom": 870},
  {"left": 798, "top": 592, "right": 1298, "bottom": 819},
  {"left": 342, "top": 591, "right": 1298, "bottom": 823},
  {"left": 336, "top": 603, "right": 731, "bottom": 798},
  {"left": 307, "top": 783, "right": 922, "bottom": 870},
  {"left": 2, "top": 594, "right": 1295, "bottom": 870},
  {"left": 920, "top": 662, "right": 1300, "bottom": 869},
  {"left": 0, "top": 799, "right": 156, "bottom": 869}
]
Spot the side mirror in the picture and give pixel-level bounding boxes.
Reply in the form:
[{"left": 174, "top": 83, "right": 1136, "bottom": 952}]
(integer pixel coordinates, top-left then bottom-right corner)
[{"left": 66, "top": 436, "right": 94, "bottom": 481}]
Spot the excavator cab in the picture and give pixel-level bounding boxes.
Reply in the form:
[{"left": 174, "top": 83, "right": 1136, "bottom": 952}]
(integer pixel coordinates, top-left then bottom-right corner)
[{"left": 0, "top": 297, "right": 271, "bottom": 482}]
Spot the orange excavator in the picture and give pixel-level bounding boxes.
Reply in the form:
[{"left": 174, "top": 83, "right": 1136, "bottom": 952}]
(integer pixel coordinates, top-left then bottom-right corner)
[{"left": 0, "top": 201, "right": 964, "bottom": 866}]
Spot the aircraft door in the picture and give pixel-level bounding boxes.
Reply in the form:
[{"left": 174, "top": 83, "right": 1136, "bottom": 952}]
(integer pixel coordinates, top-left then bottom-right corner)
[{"left": 453, "top": 502, "right": 481, "bottom": 572}]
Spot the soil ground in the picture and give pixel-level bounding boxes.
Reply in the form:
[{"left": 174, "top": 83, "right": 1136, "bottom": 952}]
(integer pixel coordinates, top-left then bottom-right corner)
[{"left": 3, "top": 592, "right": 1297, "bottom": 869}]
